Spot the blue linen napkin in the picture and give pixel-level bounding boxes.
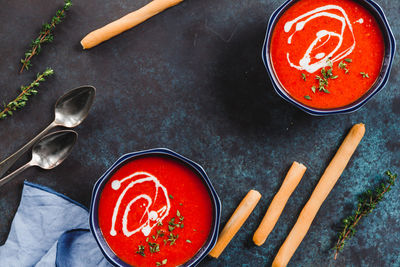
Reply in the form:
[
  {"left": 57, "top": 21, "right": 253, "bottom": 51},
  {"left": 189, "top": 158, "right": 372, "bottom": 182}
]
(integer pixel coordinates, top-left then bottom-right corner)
[{"left": 0, "top": 181, "right": 112, "bottom": 267}]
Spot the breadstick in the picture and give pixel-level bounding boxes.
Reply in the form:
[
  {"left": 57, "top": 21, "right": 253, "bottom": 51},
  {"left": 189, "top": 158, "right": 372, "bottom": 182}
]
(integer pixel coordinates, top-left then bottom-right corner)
[
  {"left": 253, "top": 162, "right": 306, "bottom": 246},
  {"left": 272, "top": 123, "right": 365, "bottom": 267},
  {"left": 209, "top": 190, "right": 261, "bottom": 258},
  {"left": 81, "top": 0, "right": 184, "bottom": 49}
]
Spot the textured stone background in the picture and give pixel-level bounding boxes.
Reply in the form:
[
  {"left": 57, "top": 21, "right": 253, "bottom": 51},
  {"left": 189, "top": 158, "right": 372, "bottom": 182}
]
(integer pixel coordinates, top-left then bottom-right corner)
[{"left": 0, "top": 0, "right": 399, "bottom": 266}]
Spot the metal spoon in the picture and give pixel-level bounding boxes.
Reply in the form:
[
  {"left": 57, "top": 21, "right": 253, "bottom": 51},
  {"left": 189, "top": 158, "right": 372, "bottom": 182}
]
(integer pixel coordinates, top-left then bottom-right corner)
[
  {"left": 0, "top": 130, "right": 78, "bottom": 187},
  {"left": 0, "top": 85, "right": 95, "bottom": 178}
]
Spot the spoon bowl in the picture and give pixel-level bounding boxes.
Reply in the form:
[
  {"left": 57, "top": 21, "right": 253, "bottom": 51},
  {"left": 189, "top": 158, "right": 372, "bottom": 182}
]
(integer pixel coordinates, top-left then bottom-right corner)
[
  {"left": 0, "top": 130, "right": 78, "bottom": 187},
  {"left": 54, "top": 85, "right": 96, "bottom": 128},
  {"left": 31, "top": 130, "right": 78, "bottom": 169}
]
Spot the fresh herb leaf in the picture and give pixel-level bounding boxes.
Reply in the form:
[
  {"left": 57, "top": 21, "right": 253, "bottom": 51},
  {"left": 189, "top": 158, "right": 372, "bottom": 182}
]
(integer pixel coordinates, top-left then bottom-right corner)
[
  {"left": 314, "top": 65, "right": 336, "bottom": 94},
  {"left": 304, "top": 95, "right": 311, "bottom": 100},
  {"left": 333, "top": 171, "right": 397, "bottom": 260},
  {"left": 168, "top": 217, "right": 178, "bottom": 231},
  {"left": 156, "top": 259, "right": 168, "bottom": 266},
  {"left": 156, "top": 229, "right": 165, "bottom": 238},
  {"left": 168, "top": 233, "right": 179, "bottom": 246},
  {"left": 136, "top": 245, "right": 145, "bottom": 257},
  {"left": 168, "top": 194, "right": 174, "bottom": 199},
  {"left": 0, "top": 68, "right": 54, "bottom": 120},
  {"left": 186, "top": 240, "right": 192, "bottom": 243},
  {"left": 301, "top": 73, "right": 306, "bottom": 81},
  {"left": 360, "top": 72, "right": 369, "bottom": 78},
  {"left": 344, "top": 58, "right": 352, "bottom": 63},
  {"left": 20, "top": 0, "right": 72, "bottom": 73},
  {"left": 148, "top": 242, "right": 160, "bottom": 253},
  {"left": 311, "top": 86, "right": 316, "bottom": 94},
  {"left": 338, "top": 61, "right": 349, "bottom": 74}
]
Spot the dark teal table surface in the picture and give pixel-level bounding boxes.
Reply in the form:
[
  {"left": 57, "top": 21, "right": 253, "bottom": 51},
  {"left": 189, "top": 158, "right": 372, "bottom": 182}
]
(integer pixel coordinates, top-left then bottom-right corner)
[{"left": 0, "top": 0, "right": 399, "bottom": 266}]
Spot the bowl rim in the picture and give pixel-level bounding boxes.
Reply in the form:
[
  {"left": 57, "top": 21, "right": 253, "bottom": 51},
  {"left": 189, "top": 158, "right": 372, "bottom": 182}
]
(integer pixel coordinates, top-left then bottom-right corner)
[
  {"left": 261, "top": 0, "right": 396, "bottom": 116},
  {"left": 89, "top": 148, "right": 221, "bottom": 267}
]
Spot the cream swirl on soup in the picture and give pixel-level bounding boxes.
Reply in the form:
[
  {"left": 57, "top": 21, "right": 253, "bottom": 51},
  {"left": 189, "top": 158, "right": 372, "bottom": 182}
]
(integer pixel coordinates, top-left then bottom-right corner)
[
  {"left": 284, "top": 5, "right": 356, "bottom": 73},
  {"left": 110, "top": 171, "right": 170, "bottom": 237}
]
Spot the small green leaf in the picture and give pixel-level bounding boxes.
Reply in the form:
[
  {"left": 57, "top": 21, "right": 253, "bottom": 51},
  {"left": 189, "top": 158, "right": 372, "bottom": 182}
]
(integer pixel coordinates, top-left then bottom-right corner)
[{"left": 360, "top": 72, "right": 369, "bottom": 78}]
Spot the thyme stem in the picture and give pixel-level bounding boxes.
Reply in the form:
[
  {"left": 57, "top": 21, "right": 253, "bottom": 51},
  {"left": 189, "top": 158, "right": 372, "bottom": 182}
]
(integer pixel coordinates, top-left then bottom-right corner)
[
  {"left": 19, "top": 0, "right": 72, "bottom": 73},
  {"left": 0, "top": 68, "right": 54, "bottom": 120},
  {"left": 333, "top": 170, "right": 397, "bottom": 260}
]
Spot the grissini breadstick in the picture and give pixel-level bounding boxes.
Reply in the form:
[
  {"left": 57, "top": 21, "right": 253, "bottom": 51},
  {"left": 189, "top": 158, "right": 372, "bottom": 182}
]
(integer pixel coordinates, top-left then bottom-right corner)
[
  {"left": 253, "top": 162, "right": 306, "bottom": 246},
  {"left": 81, "top": 0, "right": 184, "bottom": 49},
  {"left": 272, "top": 123, "right": 365, "bottom": 267},
  {"left": 209, "top": 190, "right": 261, "bottom": 258}
]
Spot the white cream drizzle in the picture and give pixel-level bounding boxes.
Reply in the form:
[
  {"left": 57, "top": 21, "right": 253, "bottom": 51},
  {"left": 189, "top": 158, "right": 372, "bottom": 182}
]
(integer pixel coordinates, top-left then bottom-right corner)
[
  {"left": 109, "top": 171, "right": 170, "bottom": 237},
  {"left": 284, "top": 5, "right": 356, "bottom": 73},
  {"left": 354, "top": 18, "right": 364, "bottom": 24}
]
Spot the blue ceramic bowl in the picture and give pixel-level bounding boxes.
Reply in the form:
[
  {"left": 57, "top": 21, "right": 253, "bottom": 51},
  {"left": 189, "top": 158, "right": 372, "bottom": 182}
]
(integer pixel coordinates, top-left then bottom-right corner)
[
  {"left": 262, "top": 0, "right": 396, "bottom": 115},
  {"left": 89, "top": 148, "right": 221, "bottom": 267}
]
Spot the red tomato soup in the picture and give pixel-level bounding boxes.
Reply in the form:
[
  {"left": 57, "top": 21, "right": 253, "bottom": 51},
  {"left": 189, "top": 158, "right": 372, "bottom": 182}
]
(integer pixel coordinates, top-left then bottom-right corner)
[
  {"left": 270, "top": 0, "right": 385, "bottom": 109},
  {"left": 98, "top": 155, "right": 213, "bottom": 267}
]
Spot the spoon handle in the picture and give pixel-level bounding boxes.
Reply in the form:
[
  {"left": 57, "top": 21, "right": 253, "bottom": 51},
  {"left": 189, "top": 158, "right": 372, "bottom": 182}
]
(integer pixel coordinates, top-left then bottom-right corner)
[
  {"left": 0, "top": 162, "right": 32, "bottom": 187},
  {"left": 0, "top": 121, "right": 57, "bottom": 178}
]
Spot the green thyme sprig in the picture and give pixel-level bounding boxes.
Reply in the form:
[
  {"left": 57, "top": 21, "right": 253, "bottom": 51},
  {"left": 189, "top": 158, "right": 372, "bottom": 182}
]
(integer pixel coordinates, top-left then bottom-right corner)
[
  {"left": 148, "top": 242, "right": 160, "bottom": 253},
  {"left": 304, "top": 60, "right": 336, "bottom": 100},
  {"left": 338, "top": 58, "right": 352, "bottom": 74},
  {"left": 0, "top": 68, "right": 54, "bottom": 119},
  {"left": 135, "top": 208, "right": 189, "bottom": 265},
  {"left": 20, "top": 0, "right": 72, "bottom": 73},
  {"left": 333, "top": 170, "right": 397, "bottom": 260},
  {"left": 314, "top": 63, "right": 337, "bottom": 94},
  {"left": 167, "top": 232, "right": 179, "bottom": 246},
  {"left": 156, "top": 259, "right": 167, "bottom": 266},
  {"left": 136, "top": 245, "right": 145, "bottom": 257}
]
